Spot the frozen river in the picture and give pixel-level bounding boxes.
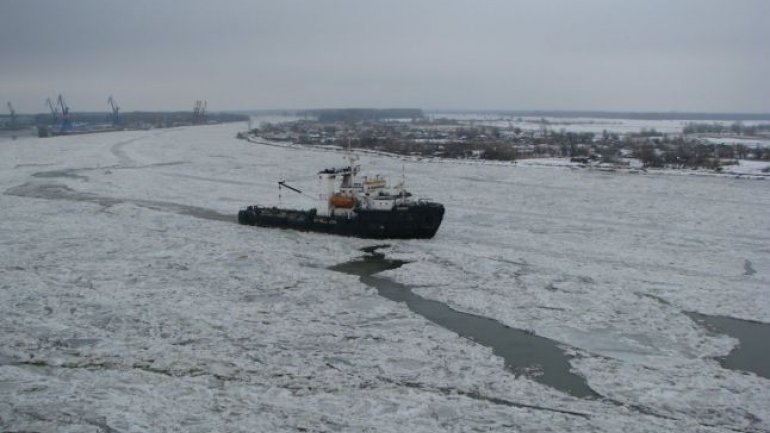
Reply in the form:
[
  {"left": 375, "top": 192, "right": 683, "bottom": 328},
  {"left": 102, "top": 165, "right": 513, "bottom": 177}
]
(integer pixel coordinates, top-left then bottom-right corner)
[{"left": 1, "top": 124, "right": 769, "bottom": 432}]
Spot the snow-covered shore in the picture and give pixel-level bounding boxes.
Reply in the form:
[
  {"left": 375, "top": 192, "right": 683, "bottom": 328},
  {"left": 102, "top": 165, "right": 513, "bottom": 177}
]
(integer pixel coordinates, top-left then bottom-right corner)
[
  {"left": 246, "top": 132, "right": 770, "bottom": 180},
  {"left": 1, "top": 124, "right": 768, "bottom": 432}
]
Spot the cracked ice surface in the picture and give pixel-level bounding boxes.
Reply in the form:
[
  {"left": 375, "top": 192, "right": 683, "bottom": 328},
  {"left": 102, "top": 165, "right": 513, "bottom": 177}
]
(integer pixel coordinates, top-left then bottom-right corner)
[{"left": 1, "top": 123, "right": 769, "bottom": 432}]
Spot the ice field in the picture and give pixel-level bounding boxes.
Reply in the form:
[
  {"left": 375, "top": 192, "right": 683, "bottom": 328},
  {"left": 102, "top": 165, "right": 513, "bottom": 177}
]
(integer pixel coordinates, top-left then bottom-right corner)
[{"left": 1, "top": 123, "right": 769, "bottom": 432}]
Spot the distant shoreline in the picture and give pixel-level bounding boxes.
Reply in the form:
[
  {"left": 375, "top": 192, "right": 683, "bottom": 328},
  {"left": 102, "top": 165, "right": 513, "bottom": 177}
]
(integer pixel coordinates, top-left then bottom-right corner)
[
  {"left": 426, "top": 110, "right": 770, "bottom": 122},
  {"left": 222, "top": 108, "right": 770, "bottom": 122},
  {"left": 5, "top": 109, "right": 769, "bottom": 123}
]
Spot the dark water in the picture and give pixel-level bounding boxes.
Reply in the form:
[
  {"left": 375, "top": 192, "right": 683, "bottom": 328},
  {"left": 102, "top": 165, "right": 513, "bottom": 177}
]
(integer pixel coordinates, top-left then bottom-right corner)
[
  {"left": 330, "top": 247, "right": 598, "bottom": 398},
  {"left": 0, "top": 127, "right": 37, "bottom": 142},
  {"left": 687, "top": 312, "right": 770, "bottom": 379}
]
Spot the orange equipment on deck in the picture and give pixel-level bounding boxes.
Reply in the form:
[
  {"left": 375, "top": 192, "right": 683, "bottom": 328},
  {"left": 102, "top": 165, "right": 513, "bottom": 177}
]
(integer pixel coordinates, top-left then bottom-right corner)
[{"left": 330, "top": 193, "right": 356, "bottom": 208}]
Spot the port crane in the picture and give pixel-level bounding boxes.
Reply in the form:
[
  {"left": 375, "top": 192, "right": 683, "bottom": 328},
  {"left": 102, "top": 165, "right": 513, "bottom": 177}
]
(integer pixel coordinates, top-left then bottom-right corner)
[
  {"left": 46, "top": 97, "right": 60, "bottom": 122},
  {"left": 6, "top": 102, "right": 16, "bottom": 127},
  {"left": 192, "top": 100, "right": 207, "bottom": 124},
  {"left": 56, "top": 94, "right": 73, "bottom": 132},
  {"left": 108, "top": 96, "right": 120, "bottom": 126}
]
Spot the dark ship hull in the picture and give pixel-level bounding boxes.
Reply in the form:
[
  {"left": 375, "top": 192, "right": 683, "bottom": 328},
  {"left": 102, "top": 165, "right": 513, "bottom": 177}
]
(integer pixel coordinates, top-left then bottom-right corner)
[{"left": 238, "top": 202, "right": 444, "bottom": 239}]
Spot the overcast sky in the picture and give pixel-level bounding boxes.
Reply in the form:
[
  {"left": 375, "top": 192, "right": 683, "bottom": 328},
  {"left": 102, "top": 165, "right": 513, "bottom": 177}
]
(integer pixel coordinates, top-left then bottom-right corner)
[{"left": 1, "top": 0, "right": 768, "bottom": 113}]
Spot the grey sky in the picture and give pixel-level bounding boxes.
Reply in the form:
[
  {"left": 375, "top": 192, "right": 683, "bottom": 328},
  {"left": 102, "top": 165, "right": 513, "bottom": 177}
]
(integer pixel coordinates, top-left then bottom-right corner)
[{"left": 1, "top": 0, "right": 768, "bottom": 113}]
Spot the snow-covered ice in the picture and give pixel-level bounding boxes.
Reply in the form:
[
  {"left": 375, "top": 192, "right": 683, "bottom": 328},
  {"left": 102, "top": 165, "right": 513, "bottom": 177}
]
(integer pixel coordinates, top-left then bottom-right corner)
[{"left": 1, "top": 123, "right": 769, "bottom": 432}]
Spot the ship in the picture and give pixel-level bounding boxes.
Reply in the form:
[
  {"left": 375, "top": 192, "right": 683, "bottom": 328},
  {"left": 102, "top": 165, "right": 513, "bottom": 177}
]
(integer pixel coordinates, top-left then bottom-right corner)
[{"left": 237, "top": 161, "right": 444, "bottom": 239}]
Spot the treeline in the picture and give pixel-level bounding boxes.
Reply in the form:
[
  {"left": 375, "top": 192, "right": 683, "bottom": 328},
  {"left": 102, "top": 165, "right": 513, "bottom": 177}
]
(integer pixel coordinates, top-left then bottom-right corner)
[
  {"left": 349, "top": 129, "right": 610, "bottom": 161},
  {"left": 633, "top": 138, "right": 769, "bottom": 170},
  {"left": 683, "top": 122, "right": 770, "bottom": 135},
  {"left": 313, "top": 108, "right": 424, "bottom": 123},
  {"left": 434, "top": 110, "right": 770, "bottom": 121}
]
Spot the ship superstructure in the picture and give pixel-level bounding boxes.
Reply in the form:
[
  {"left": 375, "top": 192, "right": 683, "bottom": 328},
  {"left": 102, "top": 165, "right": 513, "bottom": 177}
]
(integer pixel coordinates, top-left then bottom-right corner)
[{"left": 238, "top": 160, "right": 444, "bottom": 239}]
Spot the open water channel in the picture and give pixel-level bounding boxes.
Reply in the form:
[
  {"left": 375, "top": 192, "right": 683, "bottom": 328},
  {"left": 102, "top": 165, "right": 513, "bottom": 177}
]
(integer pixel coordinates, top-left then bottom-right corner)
[
  {"left": 332, "top": 245, "right": 770, "bottom": 401},
  {"left": 330, "top": 245, "right": 599, "bottom": 398},
  {"left": 687, "top": 312, "right": 770, "bottom": 380}
]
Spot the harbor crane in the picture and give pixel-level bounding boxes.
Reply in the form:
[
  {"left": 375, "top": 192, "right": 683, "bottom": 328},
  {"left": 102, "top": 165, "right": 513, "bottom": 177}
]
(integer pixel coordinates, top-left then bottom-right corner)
[
  {"left": 192, "top": 100, "right": 207, "bottom": 124},
  {"left": 46, "top": 97, "right": 60, "bottom": 122},
  {"left": 193, "top": 101, "right": 201, "bottom": 123},
  {"left": 108, "top": 96, "right": 120, "bottom": 126},
  {"left": 56, "top": 94, "right": 73, "bottom": 132},
  {"left": 6, "top": 102, "right": 16, "bottom": 127}
]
